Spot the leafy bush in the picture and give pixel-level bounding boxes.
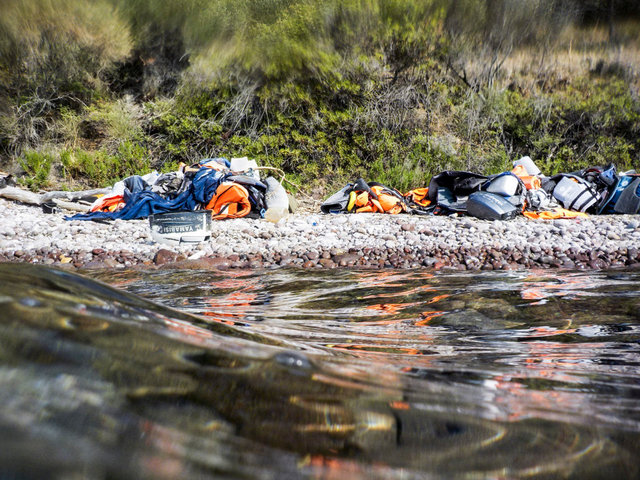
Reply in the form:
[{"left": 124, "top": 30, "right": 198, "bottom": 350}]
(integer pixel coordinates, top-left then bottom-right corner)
[
  {"left": 84, "top": 98, "right": 144, "bottom": 147},
  {"left": 60, "top": 141, "right": 150, "bottom": 187},
  {"left": 0, "top": 0, "right": 131, "bottom": 154},
  {"left": 500, "top": 78, "right": 639, "bottom": 175},
  {"left": 18, "top": 150, "right": 54, "bottom": 191}
]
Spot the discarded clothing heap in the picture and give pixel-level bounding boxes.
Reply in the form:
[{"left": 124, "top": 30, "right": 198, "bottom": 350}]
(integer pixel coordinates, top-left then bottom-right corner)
[
  {"left": 66, "top": 157, "right": 288, "bottom": 222},
  {"left": 321, "top": 157, "right": 640, "bottom": 220}
]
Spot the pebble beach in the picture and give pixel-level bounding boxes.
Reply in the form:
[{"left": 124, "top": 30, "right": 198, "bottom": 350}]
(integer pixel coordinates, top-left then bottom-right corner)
[{"left": 1, "top": 196, "right": 640, "bottom": 271}]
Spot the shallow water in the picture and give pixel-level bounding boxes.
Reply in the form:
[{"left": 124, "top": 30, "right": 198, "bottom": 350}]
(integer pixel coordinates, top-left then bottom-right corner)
[{"left": 1, "top": 263, "right": 639, "bottom": 479}]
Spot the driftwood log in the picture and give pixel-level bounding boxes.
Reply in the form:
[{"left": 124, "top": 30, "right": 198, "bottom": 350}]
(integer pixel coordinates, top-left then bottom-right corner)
[{"left": 0, "top": 186, "right": 110, "bottom": 212}]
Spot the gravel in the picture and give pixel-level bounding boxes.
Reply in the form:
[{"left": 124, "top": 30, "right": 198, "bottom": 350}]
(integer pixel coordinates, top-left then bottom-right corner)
[{"left": 1, "top": 197, "right": 640, "bottom": 271}]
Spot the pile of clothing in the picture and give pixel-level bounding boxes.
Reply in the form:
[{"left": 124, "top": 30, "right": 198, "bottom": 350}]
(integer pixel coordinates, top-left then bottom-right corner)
[
  {"left": 67, "top": 157, "right": 288, "bottom": 222},
  {"left": 321, "top": 157, "right": 640, "bottom": 220}
]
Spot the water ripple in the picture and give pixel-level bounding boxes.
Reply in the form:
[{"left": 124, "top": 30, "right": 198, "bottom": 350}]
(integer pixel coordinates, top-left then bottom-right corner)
[{"left": 0, "top": 263, "right": 638, "bottom": 479}]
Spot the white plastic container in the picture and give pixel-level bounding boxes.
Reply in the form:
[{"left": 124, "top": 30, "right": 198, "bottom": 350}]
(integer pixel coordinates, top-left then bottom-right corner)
[
  {"left": 230, "top": 157, "right": 260, "bottom": 179},
  {"left": 264, "top": 176, "right": 289, "bottom": 223},
  {"left": 149, "top": 211, "right": 212, "bottom": 245},
  {"left": 513, "top": 156, "right": 541, "bottom": 176},
  {"left": 485, "top": 174, "right": 519, "bottom": 197},
  {"left": 264, "top": 207, "right": 288, "bottom": 223}
]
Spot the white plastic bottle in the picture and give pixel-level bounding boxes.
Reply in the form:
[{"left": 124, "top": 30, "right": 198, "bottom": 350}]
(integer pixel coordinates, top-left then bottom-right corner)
[
  {"left": 513, "top": 156, "right": 541, "bottom": 176},
  {"left": 264, "top": 176, "right": 289, "bottom": 223}
]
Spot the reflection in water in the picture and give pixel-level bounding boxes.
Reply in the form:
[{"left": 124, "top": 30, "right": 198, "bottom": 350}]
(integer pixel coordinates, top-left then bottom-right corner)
[{"left": 0, "top": 263, "right": 639, "bottom": 478}]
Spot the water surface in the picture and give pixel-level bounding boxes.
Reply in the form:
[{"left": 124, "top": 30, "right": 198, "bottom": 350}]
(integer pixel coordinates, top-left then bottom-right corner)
[{"left": 1, "top": 263, "right": 639, "bottom": 479}]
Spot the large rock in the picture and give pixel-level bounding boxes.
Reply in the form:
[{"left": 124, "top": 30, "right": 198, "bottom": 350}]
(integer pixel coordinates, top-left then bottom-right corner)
[{"left": 154, "top": 248, "right": 180, "bottom": 265}]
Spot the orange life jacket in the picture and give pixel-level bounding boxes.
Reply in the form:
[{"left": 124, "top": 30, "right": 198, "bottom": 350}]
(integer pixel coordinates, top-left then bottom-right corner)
[
  {"left": 512, "top": 165, "right": 542, "bottom": 191},
  {"left": 353, "top": 185, "right": 406, "bottom": 214},
  {"left": 523, "top": 208, "right": 589, "bottom": 220},
  {"left": 90, "top": 195, "right": 125, "bottom": 212},
  {"left": 205, "top": 182, "right": 252, "bottom": 220},
  {"left": 404, "top": 187, "right": 431, "bottom": 207}
]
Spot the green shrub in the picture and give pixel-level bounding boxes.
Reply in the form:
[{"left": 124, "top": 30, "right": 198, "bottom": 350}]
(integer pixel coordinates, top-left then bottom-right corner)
[
  {"left": 55, "top": 107, "right": 84, "bottom": 148},
  {"left": 495, "top": 78, "right": 639, "bottom": 176},
  {"left": 60, "top": 141, "right": 150, "bottom": 187},
  {"left": 85, "top": 99, "right": 143, "bottom": 144},
  {"left": 18, "top": 150, "right": 54, "bottom": 191},
  {"left": 0, "top": 0, "right": 131, "bottom": 155}
]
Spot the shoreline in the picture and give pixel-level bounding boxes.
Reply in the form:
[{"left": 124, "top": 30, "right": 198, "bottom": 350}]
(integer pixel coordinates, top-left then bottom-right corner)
[{"left": 1, "top": 197, "right": 640, "bottom": 272}]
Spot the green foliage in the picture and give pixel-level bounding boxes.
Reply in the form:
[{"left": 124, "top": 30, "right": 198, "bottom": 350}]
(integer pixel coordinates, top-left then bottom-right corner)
[
  {"left": 56, "top": 107, "right": 84, "bottom": 148},
  {"left": 500, "top": 78, "right": 639, "bottom": 175},
  {"left": 0, "top": 0, "right": 131, "bottom": 156},
  {"left": 85, "top": 99, "right": 143, "bottom": 143},
  {"left": 60, "top": 141, "right": 150, "bottom": 187},
  {"left": 18, "top": 150, "right": 54, "bottom": 191},
  {"left": 0, "top": 0, "right": 131, "bottom": 88},
  {"left": 147, "top": 97, "right": 225, "bottom": 165}
]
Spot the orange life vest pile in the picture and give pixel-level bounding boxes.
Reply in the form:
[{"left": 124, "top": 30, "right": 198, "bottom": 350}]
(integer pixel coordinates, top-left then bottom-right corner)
[{"left": 321, "top": 157, "right": 637, "bottom": 220}]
